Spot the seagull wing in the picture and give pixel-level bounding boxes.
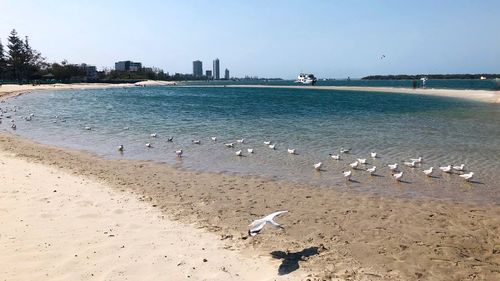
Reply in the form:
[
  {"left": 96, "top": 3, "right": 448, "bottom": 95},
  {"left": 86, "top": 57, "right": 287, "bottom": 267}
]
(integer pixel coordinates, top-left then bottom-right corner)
[
  {"left": 248, "top": 219, "right": 267, "bottom": 236},
  {"left": 263, "top": 210, "right": 288, "bottom": 221}
]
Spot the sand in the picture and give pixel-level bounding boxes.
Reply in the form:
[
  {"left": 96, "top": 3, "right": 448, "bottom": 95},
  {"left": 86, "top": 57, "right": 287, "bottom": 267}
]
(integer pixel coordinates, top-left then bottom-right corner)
[
  {"left": 224, "top": 85, "right": 500, "bottom": 103},
  {"left": 0, "top": 148, "right": 303, "bottom": 281},
  {"left": 0, "top": 133, "right": 499, "bottom": 281}
]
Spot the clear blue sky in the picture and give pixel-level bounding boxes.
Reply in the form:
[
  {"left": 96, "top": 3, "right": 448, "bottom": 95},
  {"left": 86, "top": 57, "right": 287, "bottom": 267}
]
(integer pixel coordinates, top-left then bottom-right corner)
[{"left": 1, "top": 0, "right": 499, "bottom": 78}]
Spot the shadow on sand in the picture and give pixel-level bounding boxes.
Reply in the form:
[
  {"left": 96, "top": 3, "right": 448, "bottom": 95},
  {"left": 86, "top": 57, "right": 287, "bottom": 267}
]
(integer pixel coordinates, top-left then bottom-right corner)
[{"left": 270, "top": 246, "right": 320, "bottom": 275}]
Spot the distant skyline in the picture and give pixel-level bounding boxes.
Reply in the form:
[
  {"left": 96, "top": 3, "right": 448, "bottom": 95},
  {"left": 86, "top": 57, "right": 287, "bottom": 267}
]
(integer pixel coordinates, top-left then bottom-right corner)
[{"left": 1, "top": 0, "right": 499, "bottom": 79}]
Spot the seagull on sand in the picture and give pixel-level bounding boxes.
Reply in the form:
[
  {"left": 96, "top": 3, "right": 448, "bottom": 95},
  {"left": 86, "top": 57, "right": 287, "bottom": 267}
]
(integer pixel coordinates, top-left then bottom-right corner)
[
  {"left": 192, "top": 140, "right": 201, "bottom": 144},
  {"left": 247, "top": 148, "right": 254, "bottom": 154},
  {"left": 343, "top": 170, "right": 352, "bottom": 180},
  {"left": 263, "top": 141, "right": 272, "bottom": 145},
  {"left": 340, "top": 147, "right": 351, "bottom": 154},
  {"left": 118, "top": 145, "right": 124, "bottom": 152},
  {"left": 237, "top": 138, "right": 245, "bottom": 143},
  {"left": 459, "top": 172, "right": 474, "bottom": 181},
  {"left": 388, "top": 163, "right": 398, "bottom": 171},
  {"left": 269, "top": 144, "right": 276, "bottom": 150},
  {"left": 392, "top": 171, "right": 403, "bottom": 181},
  {"left": 410, "top": 157, "right": 423, "bottom": 164},
  {"left": 150, "top": 133, "right": 157, "bottom": 138},
  {"left": 225, "top": 142, "right": 235, "bottom": 148},
  {"left": 404, "top": 160, "right": 417, "bottom": 168},
  {"left": 453, "top": 164, "right": 465, "bottom": 171},
  {"left": 370, "top": 152, "right": 378, "bottom": 158},
  {"left": 349, "top": 161, "right": 359, "bottom": 169},
  {"left": 329, "top": 154, "right": 341, "bottom": 160},
  {"left": 167, "top": 136, "right": 174, "bottom": 142},
  {"left": 423, "top": 167, "right": 434, "bottom": 177},
  {"left": 366, "top": 166, "right": 376, "bottom": 175},
  {"left": 287, "top": 148, "right": 296, "bottom": 154},
  {"left": 175, "top": 149, "right": 183, "bottom": 157},
  {"left": 314, "top": 162, "right": 323, "bottom": 171},
  {"left": 439, "top": 165, "right": 452, "bottom": 173},
  {"left": 248, "top": 210, "right": 288, "bottom": 237},
  {"left": 145, "top": 143, "right": 152, "bottom": 148},
  {"left": 235, "top": 150, "right": 242, "bottom": 156},
  {"left": 211, "top": 136, "right": 217, "bottom": 141},
  {"left": 357, "top": 158, "right": 367, "bottom": 164}
]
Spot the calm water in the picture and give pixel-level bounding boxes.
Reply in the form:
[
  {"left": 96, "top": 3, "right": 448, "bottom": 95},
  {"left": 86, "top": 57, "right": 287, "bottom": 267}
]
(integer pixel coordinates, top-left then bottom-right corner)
[{"left": 2, "top": 86, "right": 500, "bottom": 203}]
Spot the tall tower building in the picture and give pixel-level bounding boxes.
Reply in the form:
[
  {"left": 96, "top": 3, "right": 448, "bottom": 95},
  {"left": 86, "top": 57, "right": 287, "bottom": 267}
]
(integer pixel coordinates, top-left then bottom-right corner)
[
  {"left": 224, "top": 68, "right": 230, "bottom": 80},
  {"left": 213, "top": 58, "right": 220, "bottom": 80},
  {"left": 193, "top": 60, "right": 203, "bottom": 77}
]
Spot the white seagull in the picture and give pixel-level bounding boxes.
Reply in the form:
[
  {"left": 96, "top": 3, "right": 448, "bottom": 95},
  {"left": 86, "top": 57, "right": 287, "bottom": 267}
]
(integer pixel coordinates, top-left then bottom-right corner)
[
  {"left": 459, "top": 172, "right": 474, "bottom": 181},
  {"left": 314, "top": 162, "right": 322, "bottom": 171},
  {"left": 145, "top": 143, "right": 152, "bottom": 148},
  {"left": 269, "top": 144, "right": 276, "bottom": 150},
  {"left": 350, "top": 161, "right": 359, "bottom": 169},
  {"left": 370, "top": 152, "right": 378, "bottom": 158},
  {"left": 366, "top": 166, "right": 376, "bottom": 175},
  {"left": 340, "top": 147, "right": 351, "bottom": 154},
  {"left": 287, "top": 148, "right": 296, "bottom": 154},
  {"left": 224, "top": 143, "right": 235, "bottom": 148},
  {"left": 235, "top": 150, "right": 242, "bottom": 156},
  {"left": 439, "top": 165, "right": 452, "bottom": 173},
  {"left": 329, "top": 154, "right": 341, "bottom": 160},
  {"left": 453, "top": 164, "right": 465, "bottom": 171},
  {"left": 357, "top": 158, "right": 367, "bottom": 164},
  {"left": 118, "top": 145, "right": 124, "bottom": 152},
  {"left": 263, "top": 141, "right": 272, "bottom": 145},
  {"left": 410, "top": 157, "right": 423, "bottom": 164},
  {"left": 11, "top": 123, "right": 16, "bottom": 130},
  {"left": 192, "top": 140, "right": 201, "bottom": 144},
  {"left": 150, "top": 133, "right": 157, "bottom": 138},
  {"left": 248, "top": 210, "right": 288, "bottom": 237},
  {"left": 247, "top": 148, "right": 254, "bottom": 154},
  {"left": 423, "top": 167, "right": 434, "bottom": 177},
  {"left": 175, "top": 149, "right": 183, "bottom": 157},
  {"left": 388, "top": 163, "right": 398, "bottom": 171},
  {"left": 392, "top": 171, "right": 403, "bottom": 181},
  {"left": 211, "top": 136, "right": 217, "bottom": 141},
  {"left": 84, "top": 126, "right": 92, "bottom": 130},
  {"left": 167, "top": 136, "right": 174, "bottom": 142},
  {"left": 237, "top": 138, "right": 245, "bottom": 143},
  {"left": 404, "top": 160, "right": 417, "bottom": 168},
  {"left": 343, "top": 170, "right": 352, "bottom": 180}
]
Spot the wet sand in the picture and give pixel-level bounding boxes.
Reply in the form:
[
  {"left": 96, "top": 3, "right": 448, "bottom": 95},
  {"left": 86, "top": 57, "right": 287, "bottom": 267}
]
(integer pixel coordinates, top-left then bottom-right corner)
[
  {"left": 0, "top": 132, "right": 499, "bottom": 280},
  {"left": 225, "top": 85, "right": 500, "bottom": 103}
]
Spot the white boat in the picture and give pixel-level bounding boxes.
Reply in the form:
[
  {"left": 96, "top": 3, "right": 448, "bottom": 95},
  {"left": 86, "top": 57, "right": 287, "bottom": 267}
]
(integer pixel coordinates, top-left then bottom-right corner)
[{"left": 295, "top": 73, "right": 317, "bottom": 85}]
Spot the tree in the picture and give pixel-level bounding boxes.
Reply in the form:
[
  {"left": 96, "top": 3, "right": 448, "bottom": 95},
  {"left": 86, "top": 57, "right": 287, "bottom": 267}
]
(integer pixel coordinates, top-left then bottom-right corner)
[
  {"left": 6, "top": 29, "right": 26, "bottom": 82},
  {"left": 0, "top": 39, "right": 6, "bottom": 80},
  {"left": 23, "top": 36, "right": 46, "bottom": 79}
]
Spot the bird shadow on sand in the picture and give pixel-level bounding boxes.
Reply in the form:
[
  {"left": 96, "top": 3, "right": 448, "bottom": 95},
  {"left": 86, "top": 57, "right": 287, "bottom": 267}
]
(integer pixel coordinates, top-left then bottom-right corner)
[{"left": 270, "top": 246, "right": 319, "bottom": 276}]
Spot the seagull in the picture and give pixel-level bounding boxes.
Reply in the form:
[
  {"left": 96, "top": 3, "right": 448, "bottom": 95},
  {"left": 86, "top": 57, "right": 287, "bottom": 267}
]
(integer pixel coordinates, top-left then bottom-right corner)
[
  {"left": 380, "top": 54, "right": 386, "bottom": 59},
  {"left": 237, "top": 138, "right": 245, "bottom": 143},
  {"left": 192, "top": 140, "right": 201, "bottom": 144},
  {"left": 287, "top": 148, "right": 296, "bottom": 154},
  {"left": 349, "top": 161, "right": 359, "bottom": 169},
  {"left": 439, "top": 165, "right": 452, "bottom": 173},
  {"left": 175, "top": 149, "right": 183, "bottom": 157},
  {"left": 388, "top": 163, "right": 398, "bottom": 171},
  {"left": 366, "top": 166, "right": 376, "bottom": 175},
  {"left": 314, "top": 162, "right": 322, "bottom": 171},
  {"left": 235, "top": 150, "right": 242, "bottom": 156},
  {"left": 357, "top": 158, "right": 367, "bottom": 164},
  {"left": 453, "top": 164, "right": 465, "bottom": 171},
  {"left": 150, "top": 133, "right": 157, "bottom": 138},
  {"left": 370, "top": 152, "right": 378, "bottom": 158},
  {"left": 269, "top": 144, "right": 276, "bottom": 150},
  {"left": 392, "top": 171, "right": 403, "bottom": 181},
  {"left": 459, "top": 172, "right": 474, "bottom": 181},
  {"left": 11, "top": 123, "right": 16, "bottom": 130},
  {"left": 211, "top": 136, "right": 217, "bottom": 141},
  {"left": 224, "top": 143, "right": 235, "bottom": 148},
  {"left": 248, "top": 210, "right": 288, "bottom": 237},
  {"left": 423, "top": 167, "right": 434, "bottom": 177},
  {"left": 123, "top": 127, "right": 129, "bottom": 130},
  {"left": 329, "top": 154, "right": 341, "bottom": 160},
  {"left": 118, "top": 145, "right": 124, "bottom": 152},
  {"left": 145, "top": 143, "right": 152, "bottom": 148},
  {"left": 167, "top": 136, "right": 173, "bottom": 142},
  {"left": 404, "top": 161, "right": 417, "bottom": 168},
  {"left": 263, "top": 141, "right": 272, "bottom": 145},
  {"left": 340, "top": 147, "right": 351, "bottom": 154},
  {"left": 84, "top": 126, "right": 92, "bottom": 130},
  {"left": 342, "top": 170, "right": 352, "bottom": 180},
  {"left": 410, "top": 157, "right": 423, "bottom": 164}
]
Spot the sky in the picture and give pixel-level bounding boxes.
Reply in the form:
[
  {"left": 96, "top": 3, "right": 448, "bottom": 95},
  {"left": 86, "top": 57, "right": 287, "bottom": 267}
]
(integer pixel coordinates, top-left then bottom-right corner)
[{"left": 1, "top": 0, "right": 499, "bottom": 79}]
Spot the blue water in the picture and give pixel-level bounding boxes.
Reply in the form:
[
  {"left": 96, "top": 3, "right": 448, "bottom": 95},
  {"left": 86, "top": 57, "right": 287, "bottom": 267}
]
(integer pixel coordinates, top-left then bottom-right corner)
[{"left": 2, "top": 85, "right": 500, "bottom": 203}]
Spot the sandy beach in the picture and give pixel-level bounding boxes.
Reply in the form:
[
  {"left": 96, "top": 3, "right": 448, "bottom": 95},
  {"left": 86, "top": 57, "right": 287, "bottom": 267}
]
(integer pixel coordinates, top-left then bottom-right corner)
[
  {"left": 225, "top": 85, "right": 500, "bottom": 103},
  {"left": 0, "top": 132, "right": 499, "bottom": 280}
]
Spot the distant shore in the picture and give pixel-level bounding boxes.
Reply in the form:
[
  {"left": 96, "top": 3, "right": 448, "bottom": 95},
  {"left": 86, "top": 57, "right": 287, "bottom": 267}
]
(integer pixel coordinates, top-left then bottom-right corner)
[{"left": 224, "top": 85, "right": 500, "bottom": 103}]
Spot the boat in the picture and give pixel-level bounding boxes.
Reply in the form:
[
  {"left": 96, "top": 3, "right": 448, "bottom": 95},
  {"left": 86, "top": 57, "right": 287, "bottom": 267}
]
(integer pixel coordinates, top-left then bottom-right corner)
[{"left": 295, "top": 73, "right": 317, "bottom": 85}]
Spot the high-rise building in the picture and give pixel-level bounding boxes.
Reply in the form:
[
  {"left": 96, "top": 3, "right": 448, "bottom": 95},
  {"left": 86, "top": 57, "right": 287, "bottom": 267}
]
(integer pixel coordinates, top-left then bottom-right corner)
[
  {"left": 224, "top": 68, "right": 230, "bottom": 80},
  {"left": 193, "top": 60, "right": 203, "bottom": 77},
  {"left": 205, "top": 70, "right": 212, "bottom": 79},
  {"left": 213, "top": 58, "right": 220, "bottom": 80},
  {"left": 115, "top": 60, "right": 142, "bottom": 72}
]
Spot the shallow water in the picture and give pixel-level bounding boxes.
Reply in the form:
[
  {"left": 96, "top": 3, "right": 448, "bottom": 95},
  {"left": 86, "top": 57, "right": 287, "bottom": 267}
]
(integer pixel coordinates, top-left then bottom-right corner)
[{"left": 1, "top": 86, "right": 499, "bottom": 203}]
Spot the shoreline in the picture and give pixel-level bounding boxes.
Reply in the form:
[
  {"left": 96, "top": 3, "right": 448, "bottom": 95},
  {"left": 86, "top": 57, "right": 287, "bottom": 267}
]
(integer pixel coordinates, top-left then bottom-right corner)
[
  {"left": 1, "top": 132, "right": 499, "bottom": 280},
  {"left": 221, "top": 85, "right": 500, "bottom": 103}
]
